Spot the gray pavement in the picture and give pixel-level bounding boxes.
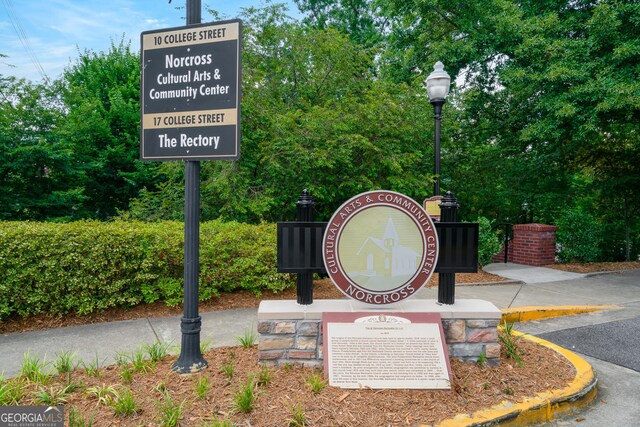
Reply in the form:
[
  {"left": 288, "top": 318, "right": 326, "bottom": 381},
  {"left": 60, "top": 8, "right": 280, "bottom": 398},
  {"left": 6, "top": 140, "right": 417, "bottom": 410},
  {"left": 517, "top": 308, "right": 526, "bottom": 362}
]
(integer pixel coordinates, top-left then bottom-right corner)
[
  {"left": 1, "top": 309, "right": 257, "bottom": 378},
  {"left": 1, "top": 263, "right": 640, "bottom": 426}
]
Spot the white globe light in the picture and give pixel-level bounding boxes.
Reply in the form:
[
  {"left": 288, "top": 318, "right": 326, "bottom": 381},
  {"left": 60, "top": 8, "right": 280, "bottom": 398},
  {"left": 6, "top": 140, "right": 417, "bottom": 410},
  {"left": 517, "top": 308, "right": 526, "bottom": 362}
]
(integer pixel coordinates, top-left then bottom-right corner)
[{"left": 426, "top": 61, "right": 451, "bottom": 102}]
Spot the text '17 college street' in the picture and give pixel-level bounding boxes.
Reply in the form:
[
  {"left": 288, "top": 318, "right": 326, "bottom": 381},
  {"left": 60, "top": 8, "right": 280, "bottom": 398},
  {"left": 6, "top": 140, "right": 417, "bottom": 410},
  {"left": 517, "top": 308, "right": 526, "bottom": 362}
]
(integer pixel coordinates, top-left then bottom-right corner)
[{"left": 140, "top": 20, "right": 241, "bottom": 161}]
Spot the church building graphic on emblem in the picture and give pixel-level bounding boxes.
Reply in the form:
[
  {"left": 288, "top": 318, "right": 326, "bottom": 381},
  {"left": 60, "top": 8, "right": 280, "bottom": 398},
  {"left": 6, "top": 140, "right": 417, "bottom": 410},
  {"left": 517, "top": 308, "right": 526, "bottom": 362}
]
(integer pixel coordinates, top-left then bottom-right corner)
[{"left": 353, "top": 218, "right": 420, "bottom": 278}]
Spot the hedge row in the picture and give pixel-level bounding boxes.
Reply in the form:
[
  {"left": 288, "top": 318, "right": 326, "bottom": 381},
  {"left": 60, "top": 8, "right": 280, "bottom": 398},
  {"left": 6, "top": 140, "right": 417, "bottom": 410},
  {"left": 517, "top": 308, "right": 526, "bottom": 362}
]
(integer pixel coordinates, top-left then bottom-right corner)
[{"left": 0, "top": 220, "right": 294, "bottom": 319}]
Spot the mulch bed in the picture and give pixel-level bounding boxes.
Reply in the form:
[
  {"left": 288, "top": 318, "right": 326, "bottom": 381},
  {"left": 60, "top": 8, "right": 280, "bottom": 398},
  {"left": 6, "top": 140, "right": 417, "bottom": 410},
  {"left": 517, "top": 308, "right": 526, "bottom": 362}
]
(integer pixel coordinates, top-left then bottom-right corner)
[
  {"left": 10, "top": 338, "right": 575, "bottom": 426},
  {"left": 546, "top": 261, "right": 640, "bottom": 274}
]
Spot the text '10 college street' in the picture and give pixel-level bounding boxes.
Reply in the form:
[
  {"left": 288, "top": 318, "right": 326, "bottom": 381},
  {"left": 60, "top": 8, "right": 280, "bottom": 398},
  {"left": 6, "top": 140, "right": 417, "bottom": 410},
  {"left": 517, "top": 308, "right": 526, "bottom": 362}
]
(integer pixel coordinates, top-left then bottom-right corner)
[{"left": 140, "top": 20, "right": 241, "bottom": 161}]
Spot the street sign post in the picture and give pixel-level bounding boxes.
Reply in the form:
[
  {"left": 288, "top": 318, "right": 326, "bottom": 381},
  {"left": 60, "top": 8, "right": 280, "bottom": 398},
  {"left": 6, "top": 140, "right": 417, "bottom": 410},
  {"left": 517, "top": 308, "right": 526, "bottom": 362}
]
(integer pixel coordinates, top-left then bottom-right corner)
[
  {"left": 140, "top": 0, "right": 241, "bottom": 374},
  {"left": 140, "top": 20, "right": 241, "bottom": 161}
]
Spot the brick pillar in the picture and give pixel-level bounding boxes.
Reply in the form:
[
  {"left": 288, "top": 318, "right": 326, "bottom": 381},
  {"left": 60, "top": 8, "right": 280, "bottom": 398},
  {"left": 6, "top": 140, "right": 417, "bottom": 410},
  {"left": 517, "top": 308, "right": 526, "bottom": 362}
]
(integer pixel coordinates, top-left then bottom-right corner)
[{"left": 493, "top": 223, "right": 558, "bottom": 266}]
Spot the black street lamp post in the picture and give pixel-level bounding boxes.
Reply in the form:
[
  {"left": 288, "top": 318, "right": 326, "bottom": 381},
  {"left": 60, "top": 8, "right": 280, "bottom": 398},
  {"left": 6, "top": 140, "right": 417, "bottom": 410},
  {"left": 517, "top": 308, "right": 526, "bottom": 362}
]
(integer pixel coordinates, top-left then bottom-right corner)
[
  {"left": 426, "top": 61, "right": 451, "bottom": 197},
  {"left": 426, "top": 62, "right": 455, "bottom": 305}
]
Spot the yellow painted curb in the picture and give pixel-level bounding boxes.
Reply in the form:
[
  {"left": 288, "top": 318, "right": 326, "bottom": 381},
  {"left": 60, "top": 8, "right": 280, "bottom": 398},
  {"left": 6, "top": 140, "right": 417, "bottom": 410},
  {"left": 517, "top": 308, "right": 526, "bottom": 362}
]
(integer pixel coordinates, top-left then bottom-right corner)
[
  {"left": 501, "top": 305, "right": 622, "bottom": 323},
  {"left": 434, "top": 331, "right": 598, "bottom": 427}
]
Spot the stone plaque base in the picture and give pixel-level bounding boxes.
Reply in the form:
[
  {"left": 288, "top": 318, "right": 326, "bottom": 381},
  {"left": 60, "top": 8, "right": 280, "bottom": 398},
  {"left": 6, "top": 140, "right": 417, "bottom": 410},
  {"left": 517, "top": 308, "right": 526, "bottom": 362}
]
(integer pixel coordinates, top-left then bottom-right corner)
[
  {"left": 257, "top": 299, "right": 501, "bottom": 369},
  {"left": 323, "top": 312, "right": 451, "bottom": 389}
]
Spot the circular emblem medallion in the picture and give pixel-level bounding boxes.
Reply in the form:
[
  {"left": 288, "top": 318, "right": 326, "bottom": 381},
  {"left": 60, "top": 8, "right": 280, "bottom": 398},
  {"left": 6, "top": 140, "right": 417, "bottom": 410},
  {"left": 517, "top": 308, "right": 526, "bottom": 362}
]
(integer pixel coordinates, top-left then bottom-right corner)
[{"left": 323, "top": 190, "right": 439, "bottom": 304}]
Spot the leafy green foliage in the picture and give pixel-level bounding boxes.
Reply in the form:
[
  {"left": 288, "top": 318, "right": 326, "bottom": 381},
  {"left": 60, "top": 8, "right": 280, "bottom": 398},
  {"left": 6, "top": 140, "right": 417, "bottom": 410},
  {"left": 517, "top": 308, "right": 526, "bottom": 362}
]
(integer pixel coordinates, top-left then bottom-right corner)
[
  {"left": 128, "top": 6, "right": 434, "bottom": 223},
  {"left": 31, "top": 385, "right": 69, "bottom": 406},
  {"left": 0, "top": 77, "right": 83, "bottom": 220},
  {"left": 81, "top": 354, "right": 104, "bottom": 378},
  {"left": 477, "top": 217, "right": 504, "bottom": 267},
  {"left": 556, "top": 208, "right": 604, "bottom": 263},
  {"left": 59, "top": 39, "right": 156, "bottom": 219},
  {"left": 0, "top": 1, "right": 636, "bottom": 264},
  {"left": 156, "top": 391, "right": 184, "bottom": 427},
  {"left": 232, "top": 375, "right": 259, "bottom": 414},
  {"left": 54, "top": 351, "right": 77, "bottom": 374},
  {"left": 476, "top": 352, "right": 488, "bottom": 367},
  {"left": 144, "top": 341, "right": 171, "bottom": 363},
  {"left": 0, "top": 220, "right": 293, "bottom": 319},
  {"left": 128, "top": 348, "right": 155, "bottom": 374},
  {"left": 499, "top": 321, "right": 523, "bottom": 366},
  {"left": 119, "top": 366, "right": 134, "bottom": 385},
  {"left": 305, "top": 372, "right": 326, "bottom": 394},
  {"left": 68, "top": 406, "right": 94, "bottom": 427},
  {"left": 220, "top": 361, "right": 234, "bottom": 381},
  {"left": 86, "top": 384, "right": 117, "bottom": 406},
  {"left": 381, "top": 0, "right": 640, "bottom": 248},
  {"left": 0, "top": 376, "right": 24, "bottom": 405},
  {"left": 194, "top": 375, "right": 211, "bottom": 400},
  {"left": 20, "top": 353, "right": 51, "bottom": 384},
  {"left": 295, "top": 0, "right": 383, "bottom": 48},
  {"left": 289, "top": 401, "right": 307, "bottom": 427},
  {"left": 236, "top": 328, "right": 258, "bottom": 348},
  {"left": 257, "top": 366, "right": 272, "bottom": 387},
  {"left": 111, "top": 388, "right": 137, "bottom": 417}
]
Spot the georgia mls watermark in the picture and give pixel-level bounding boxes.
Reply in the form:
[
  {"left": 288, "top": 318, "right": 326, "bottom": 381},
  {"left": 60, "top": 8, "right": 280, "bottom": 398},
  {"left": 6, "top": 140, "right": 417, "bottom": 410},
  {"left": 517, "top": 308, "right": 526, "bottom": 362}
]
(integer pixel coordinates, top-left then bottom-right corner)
[{"left": 0, "top": 406, "right": 64, "bottom": 427}]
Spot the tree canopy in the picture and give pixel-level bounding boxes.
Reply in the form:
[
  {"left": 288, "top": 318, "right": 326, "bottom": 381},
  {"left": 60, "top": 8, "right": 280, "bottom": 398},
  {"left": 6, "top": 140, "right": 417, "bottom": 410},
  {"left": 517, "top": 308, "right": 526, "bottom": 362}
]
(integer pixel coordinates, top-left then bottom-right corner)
[{"left": 0, "top": 1, "right": 637, "bottom": 260}]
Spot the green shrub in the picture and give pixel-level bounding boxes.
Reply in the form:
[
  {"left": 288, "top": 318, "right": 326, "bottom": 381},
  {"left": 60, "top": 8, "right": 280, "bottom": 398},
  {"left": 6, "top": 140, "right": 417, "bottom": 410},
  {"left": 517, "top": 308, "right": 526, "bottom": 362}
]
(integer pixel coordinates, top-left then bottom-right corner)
[
  {"left": 555, "top": 208, "right": 604, "bottom": 263},
  {"left": 0, "top": 220, "right": 294, "bottom": 319},
  {"left": 477, "top": 217, "right": 503, "bottom": 267}
]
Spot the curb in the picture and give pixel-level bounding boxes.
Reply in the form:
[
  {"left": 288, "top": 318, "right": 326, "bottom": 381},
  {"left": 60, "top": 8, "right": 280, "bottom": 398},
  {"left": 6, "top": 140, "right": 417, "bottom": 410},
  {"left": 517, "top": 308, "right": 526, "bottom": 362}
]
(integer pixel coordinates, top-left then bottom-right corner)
[
  {"left": 501, "top": 305, "right": 622, "bottom": 323},
  {"left": 584, "top": 268, "right": 640, "bottom": 278},
  {"left": 435, "top": 331, "right": 598, "bottom": 426},
  {"left": 458, "top": 280, "right": 525, "bottom": 287}
]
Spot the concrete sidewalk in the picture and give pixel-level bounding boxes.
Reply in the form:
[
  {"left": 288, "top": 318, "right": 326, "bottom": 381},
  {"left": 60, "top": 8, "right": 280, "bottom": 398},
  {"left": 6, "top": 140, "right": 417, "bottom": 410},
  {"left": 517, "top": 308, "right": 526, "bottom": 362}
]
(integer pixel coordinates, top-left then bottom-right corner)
[
  {"left": 2, "top": 263, "right": 640, "bottom": 425},
  {"left": 1, "top": 309, "right": 258, "bottom": 378}
]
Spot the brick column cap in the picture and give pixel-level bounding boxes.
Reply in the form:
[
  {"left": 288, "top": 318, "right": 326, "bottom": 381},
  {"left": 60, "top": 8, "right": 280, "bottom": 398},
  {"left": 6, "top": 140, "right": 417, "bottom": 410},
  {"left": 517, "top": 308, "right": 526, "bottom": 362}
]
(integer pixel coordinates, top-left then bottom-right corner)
[{"left": 513, "top": 223, "right": 558, "bottom": 232}]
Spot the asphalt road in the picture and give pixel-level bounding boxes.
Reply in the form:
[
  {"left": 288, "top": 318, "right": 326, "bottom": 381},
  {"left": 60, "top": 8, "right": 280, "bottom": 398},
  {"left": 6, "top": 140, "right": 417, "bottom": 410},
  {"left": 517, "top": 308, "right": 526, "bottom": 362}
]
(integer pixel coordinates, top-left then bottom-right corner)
[{"left": 540, "top": 315, "right": 640, "bottom": 373}]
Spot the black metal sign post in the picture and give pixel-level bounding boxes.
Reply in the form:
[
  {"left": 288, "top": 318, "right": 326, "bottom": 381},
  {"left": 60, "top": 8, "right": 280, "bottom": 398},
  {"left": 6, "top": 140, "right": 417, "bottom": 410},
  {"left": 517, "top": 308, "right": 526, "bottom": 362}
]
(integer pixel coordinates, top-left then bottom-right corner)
[
  {"left": 178, "top": 0, "right": 205, "bottom": 374},
  {"left": 140, "top": 0, "right": 242, "bottom": 373},
  {"left": 437, "top": 191, "right": 459, "bottom": 304}
]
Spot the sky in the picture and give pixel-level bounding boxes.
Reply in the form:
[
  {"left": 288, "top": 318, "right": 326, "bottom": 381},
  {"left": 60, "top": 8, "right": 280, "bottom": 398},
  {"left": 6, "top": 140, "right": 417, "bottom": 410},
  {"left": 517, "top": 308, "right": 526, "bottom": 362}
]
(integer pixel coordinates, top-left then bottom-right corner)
[{"left": 0, "top": 0, "right": 299, "bottom": 83}]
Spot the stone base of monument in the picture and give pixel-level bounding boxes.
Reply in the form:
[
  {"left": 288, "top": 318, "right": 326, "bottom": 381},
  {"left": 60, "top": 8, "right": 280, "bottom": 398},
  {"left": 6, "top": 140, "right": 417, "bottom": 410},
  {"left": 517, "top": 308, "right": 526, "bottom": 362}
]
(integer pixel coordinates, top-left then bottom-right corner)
[{"left": 257, "top": 299, "right": 502, "bottom": 371}]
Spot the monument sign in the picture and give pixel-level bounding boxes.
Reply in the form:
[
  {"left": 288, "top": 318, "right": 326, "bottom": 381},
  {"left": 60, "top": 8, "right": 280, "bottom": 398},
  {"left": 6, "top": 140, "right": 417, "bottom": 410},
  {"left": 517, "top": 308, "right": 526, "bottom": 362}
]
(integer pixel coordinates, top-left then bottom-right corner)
[
  {"left": 319, "top": 190, "right": 451, "bottom": 389},
  {"left": 323, "top": 190, "right": 439, "bottom": 304},
  {"left": 140, "top": 20, "right": 241, "bottom": 161}
]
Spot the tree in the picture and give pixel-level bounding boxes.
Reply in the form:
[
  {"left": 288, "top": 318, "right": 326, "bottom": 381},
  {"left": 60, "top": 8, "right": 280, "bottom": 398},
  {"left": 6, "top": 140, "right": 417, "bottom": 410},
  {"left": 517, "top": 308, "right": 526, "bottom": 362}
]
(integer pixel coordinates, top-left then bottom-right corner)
[
  {"left": 294, "top": 0, "right": 384, "bottom": 48},
  {"left": 129, "top": 4, "right": 436, "bottom": 223},
  {"left": 0, "top": 76, "right": 84, "bottom": 220},
  {"left": 59, "top": 40, "right": 157, "bottom": 219},
  {"left": 381, "top": 1, "right": 640, "bottom": 229}
]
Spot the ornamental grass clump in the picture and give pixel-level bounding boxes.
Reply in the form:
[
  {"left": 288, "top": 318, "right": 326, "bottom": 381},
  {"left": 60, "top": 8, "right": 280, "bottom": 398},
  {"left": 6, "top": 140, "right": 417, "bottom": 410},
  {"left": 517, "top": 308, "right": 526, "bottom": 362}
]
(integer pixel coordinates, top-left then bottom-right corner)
[
  {"left": 232, "top": 375, "right": 260, "bottom": 414},
  {"left": 499, "top": 321, "right": 523, "bottom": 366}
]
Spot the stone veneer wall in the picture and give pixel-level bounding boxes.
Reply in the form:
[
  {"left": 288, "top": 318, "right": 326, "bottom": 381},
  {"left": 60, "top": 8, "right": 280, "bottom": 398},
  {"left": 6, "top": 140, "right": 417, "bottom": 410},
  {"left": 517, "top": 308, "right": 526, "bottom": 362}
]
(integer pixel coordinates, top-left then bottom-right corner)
[
  {"left": 257, "top": 300, "right": 502, "bottom": 369},
  {"left": 258, "top": 320, "right": 324, "bottom": 368}
]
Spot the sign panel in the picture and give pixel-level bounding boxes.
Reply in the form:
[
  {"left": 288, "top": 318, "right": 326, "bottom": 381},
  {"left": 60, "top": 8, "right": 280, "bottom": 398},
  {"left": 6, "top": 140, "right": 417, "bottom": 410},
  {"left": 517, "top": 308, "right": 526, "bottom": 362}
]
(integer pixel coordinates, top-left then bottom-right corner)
[
  {"left": 277, "top": 222, "right": 328, "bottom": 273},
  {"left": 140, "top": 20, "right": 241, "bottom": 161},
  {"left": 323, "top": 190, "right": 439, "bottom": 304},
  {"left": 323, "top": 312, "right": 451, "bottom": 389}
]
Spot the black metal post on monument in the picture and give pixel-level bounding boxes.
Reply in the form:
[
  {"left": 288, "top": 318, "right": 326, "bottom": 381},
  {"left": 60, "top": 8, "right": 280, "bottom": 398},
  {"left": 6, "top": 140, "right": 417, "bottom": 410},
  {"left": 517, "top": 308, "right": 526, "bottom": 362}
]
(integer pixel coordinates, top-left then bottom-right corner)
[
  {"left": 173, "top": 0, "right": 208, "bottom": 374},
  {"left": 432, "top": 101, "right": 444, "bottom": 196},
  {"left": 296, "top": 189, "right": 315, "bottom": 305},
  {"left": 438, "top": 191, "right": 459, "bottom": 305}
]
